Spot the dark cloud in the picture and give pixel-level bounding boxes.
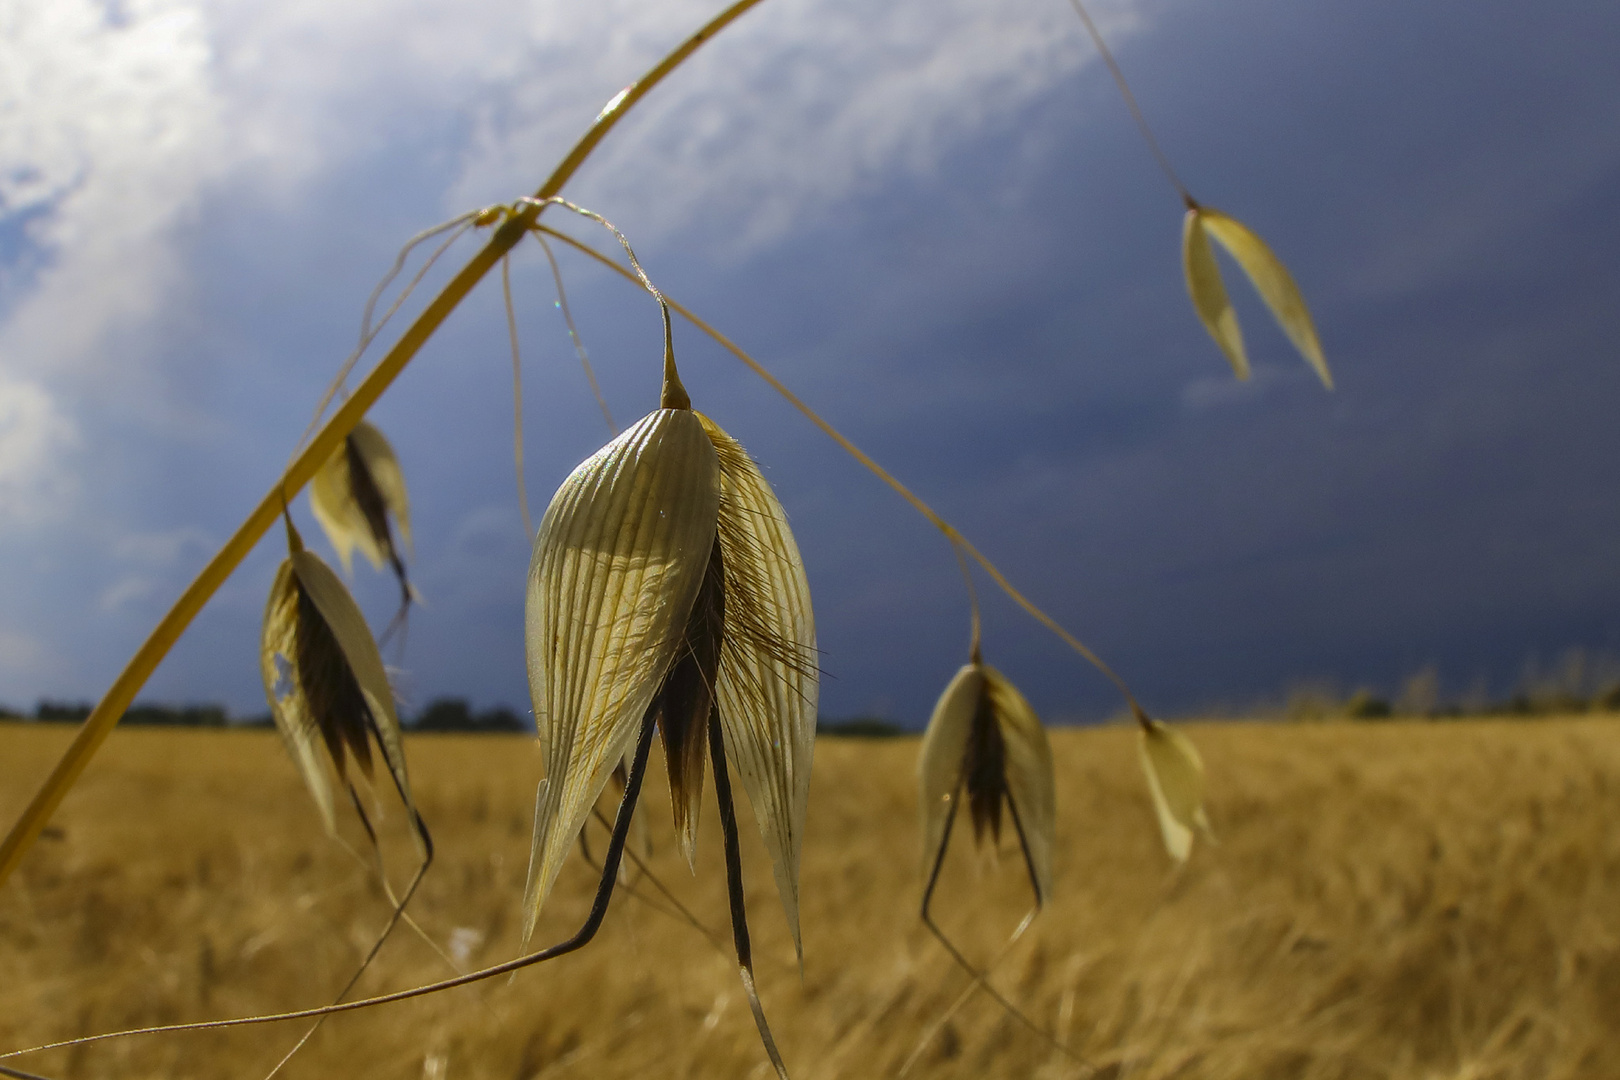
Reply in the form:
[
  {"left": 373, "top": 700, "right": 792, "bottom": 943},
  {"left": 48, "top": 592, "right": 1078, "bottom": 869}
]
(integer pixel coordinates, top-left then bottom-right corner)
[{"left": 3, "top": 0, "right": 1617, "bottom": 729}]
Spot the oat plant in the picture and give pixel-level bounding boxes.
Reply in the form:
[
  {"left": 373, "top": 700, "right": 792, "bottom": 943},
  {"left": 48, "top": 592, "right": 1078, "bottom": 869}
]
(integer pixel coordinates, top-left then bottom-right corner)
[{"left": 0, "top": 0, "right": 1339, "bottom": 1075}]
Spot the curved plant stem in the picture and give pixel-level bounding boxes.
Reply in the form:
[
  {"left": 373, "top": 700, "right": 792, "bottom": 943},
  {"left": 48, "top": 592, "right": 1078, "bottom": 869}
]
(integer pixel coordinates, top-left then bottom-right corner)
[
  {"left": 1065, "top": 0, "right": 1192, "bottom": 206},
  {"left": 535, "top": 225, "right": 1151, "bottom": 724},
  {"left": 0, "top": 0, "right": 773, "bottom": 890}
]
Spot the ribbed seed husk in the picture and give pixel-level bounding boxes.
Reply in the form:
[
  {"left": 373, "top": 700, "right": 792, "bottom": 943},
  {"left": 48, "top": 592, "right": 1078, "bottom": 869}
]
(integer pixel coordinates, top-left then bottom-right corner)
[
  {"left": 919, "top": 664, "right": 982, "bottom": 880},
  {"left": 698, "top": 412, "right": 818, "bottom": 960},
  {"left": 310, "top": 420, "right": 413, "bottom": 576},
  {"left": 1182, "top": 209, "right": 1248, "bottom": 380},
  {"left": 1184, "top": 206, "right": 1332, "bottom": 389},
  {"left": 522, "top": 409, "right": 720, "bottom": 944},
  {"left": 260, "top": 520, "right": 415, "bottom": 839}
]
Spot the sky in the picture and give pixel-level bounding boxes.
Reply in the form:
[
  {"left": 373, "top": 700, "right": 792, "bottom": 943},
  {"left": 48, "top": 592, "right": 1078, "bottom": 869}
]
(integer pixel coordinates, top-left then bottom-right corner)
[{"left": 1, "top": 0, "right": 1617, "bottom": 726}]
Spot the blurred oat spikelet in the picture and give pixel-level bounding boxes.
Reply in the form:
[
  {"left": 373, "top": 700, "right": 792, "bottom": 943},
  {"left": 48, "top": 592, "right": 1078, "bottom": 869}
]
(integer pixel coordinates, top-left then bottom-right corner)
[
  {"left": 1138, "top": 719, "right": 1210, "bottom": 862},
  {"left": 309, "top": 420, "right": 415, "bottom": 600},
  {"left": 261, "top": 515, "right": 419, "bottom": 840},
  {"left": 919, "top": 661, "right": 1055, "bottom": 903},
  {"left": 1182, "top": 204, "right": 1332, "bottom": 388},
  {"left": 522, "top": 395, "right": 816, "bottom": 953}
]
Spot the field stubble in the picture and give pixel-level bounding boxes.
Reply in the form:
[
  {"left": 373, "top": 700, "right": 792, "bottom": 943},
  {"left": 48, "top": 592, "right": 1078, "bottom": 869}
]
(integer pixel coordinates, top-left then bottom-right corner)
[{"left": 2, "top": 717, "right": 1618, "bottom": 1079}]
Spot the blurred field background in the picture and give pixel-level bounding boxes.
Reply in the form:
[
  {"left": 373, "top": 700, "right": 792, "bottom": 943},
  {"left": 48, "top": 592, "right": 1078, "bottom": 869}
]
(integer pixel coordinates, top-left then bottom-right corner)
[{"left": 2, "top": 717, "right": 1619, "bottom": 1080}]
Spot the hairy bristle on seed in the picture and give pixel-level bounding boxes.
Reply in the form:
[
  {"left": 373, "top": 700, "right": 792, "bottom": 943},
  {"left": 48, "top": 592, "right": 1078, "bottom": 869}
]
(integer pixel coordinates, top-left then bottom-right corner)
[
  {"left": 346, "top": 436, "right": 409, "bottom": 598},
  {"left": 707, "top": 430, "right": 817, "bottom": 689},
  {"left": 654, "top": 535, "right": 725, "bottom": 867},
  {"left": 294, "top": 579, "right": 375, "bottom": 782},
  {"left": 963, "top": 681, "right": 1007, "bottom": 846}
]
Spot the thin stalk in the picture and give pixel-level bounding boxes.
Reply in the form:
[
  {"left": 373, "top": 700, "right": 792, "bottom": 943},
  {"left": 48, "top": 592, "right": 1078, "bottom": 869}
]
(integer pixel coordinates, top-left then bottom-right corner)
[
  {"left": 262, "top": 797, "right": 435, "bottom": 1080},
  {"left": 0, "top": 1063, "right": 55, "bottom": 1080},
  {"left": 0, "top": 0, "right": 772, "bottom": 889},
  {"left": 586, "top": 806, "right": 730, "bottom": 957},
  {"left": 536, "top": 225, "right": 1152, "bottom": 726},
  {"left": 300, "top": 213, "right": 481, "bottom": 458},
  {"left": 952, "top": 541, "right": 983, "bottom": 665},
  {"left": 1064, "top": 0, "right": 1192, "bottom": 206},
  {"left": 502, "top": 255, "right": 535, "bottom": 540},
  {"left": 536, "top": 232, "right": 616, "bottom": 433},
  {"left": 1, "top": 712, "right": 659, "bottom": 1064}
]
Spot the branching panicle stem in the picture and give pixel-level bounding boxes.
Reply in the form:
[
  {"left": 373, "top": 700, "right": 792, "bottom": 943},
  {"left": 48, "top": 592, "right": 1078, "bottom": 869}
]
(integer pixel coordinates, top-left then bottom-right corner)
[
  {"left": 534, "top": 225, "right": 1151, "bottom": 723},
  {"left": 0, "top": 0, "right": 770, "bottom": 889}
]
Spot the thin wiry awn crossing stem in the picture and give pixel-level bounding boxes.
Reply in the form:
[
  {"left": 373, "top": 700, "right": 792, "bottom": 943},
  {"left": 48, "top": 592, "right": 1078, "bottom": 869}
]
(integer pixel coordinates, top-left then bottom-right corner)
[
  {"left": 899, "top": 909, "right": 1041, "bottom": 1077},
  {"left": 299, "top": 213, "right": 481, "bottom": 460},
  {"left": 537, "top": 232, "right": 617, "bottom": 434},
  {"left": 534, "top": 224, "right": 1153, "bottom": 725},
  {"left": 501, "top": 254, "right": 535, "bottom": 540},
  {"left": 261, "top": 796, "right": 435, "bottom": 1080},
  {"left": 0, "top": 712, "right": 658, "bottom": 1065},
  {"left": 0, "top": 1062, "right": 55, "bottom": 1080},
  {"left": 910, "top": 785, "right": 1090, "bottom": 1075},
  {"left": 583, "top": 806, "right": 731, "bottom": 957},
  {"left": 0, "top": 0, "right": 771, "bottom": 890}
]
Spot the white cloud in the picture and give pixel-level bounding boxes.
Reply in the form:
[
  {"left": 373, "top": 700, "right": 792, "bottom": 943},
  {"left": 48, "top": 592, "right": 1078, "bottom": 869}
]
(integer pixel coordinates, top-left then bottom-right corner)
[
  {"left": 0, "top": 371, "right": 77, "bottom": 521},
  {"left": 446, "top": 0, "right": 1149, "bottom": 245},
  {"left": 0, "top": 0, "right": 1152, "bottom": 399},
  {"left": 0, "top": 0, "right": 223, "bottom": 391},
  {"left": 112, "top": 525, "right": 213, "bottom": 566},
  {"left": 0, "top": 626, "right": 41, "bottom": 666},
  {"left": 99, "top": 574, "right": 157, "bottom": 612}
]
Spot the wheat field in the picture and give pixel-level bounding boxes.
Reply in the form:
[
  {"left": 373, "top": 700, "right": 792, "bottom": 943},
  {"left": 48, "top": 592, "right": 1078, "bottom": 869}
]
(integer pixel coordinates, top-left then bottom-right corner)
[{"left": 2, "top": 717, "right": 1617, "bottom": 1079}]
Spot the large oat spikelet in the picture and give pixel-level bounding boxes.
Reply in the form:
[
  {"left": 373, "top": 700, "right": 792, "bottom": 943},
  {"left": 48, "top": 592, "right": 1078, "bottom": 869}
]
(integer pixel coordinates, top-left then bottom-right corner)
[
  {"left": 261, "top": 515, "right": 418, "bottom": 839},
  {"left": 918, "top": 661, "right": 1055, "bottom": 904},
  {"left": 310, "top": 420, "right": 414, "bottom": 600},
  {"left": 1183, "top": 204, "right": 1332, "bottom": 388},
  {"left": 1138, "top": 719, "right": 1210, "bottom": 862},
  {"left": 522, "top": 402, "right": 817, "bottom": 953}
]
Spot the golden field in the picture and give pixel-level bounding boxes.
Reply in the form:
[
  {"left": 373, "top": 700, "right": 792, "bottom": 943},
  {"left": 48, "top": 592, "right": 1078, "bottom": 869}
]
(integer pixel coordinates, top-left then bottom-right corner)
[{"left": 2, "top": 717, "right": 1618, "bottom": 1079}]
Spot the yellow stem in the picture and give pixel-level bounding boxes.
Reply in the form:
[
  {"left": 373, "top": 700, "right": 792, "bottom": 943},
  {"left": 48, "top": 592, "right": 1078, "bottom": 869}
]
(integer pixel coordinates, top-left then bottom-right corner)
[
  {"left": 0, "top": 0, "right": 772, "bottom": 889},
  {"left": 537, "top": 225, "right": 1148, "bottom": 721}
]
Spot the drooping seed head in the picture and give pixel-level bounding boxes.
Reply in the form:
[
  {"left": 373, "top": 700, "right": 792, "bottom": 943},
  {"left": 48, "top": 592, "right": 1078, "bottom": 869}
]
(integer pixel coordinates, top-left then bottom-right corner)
[
  {"left": 918, "top": 661, "right": 1055, "bottom": 905},
  {"left": 1182, "top": 205, "right": 1332, "bottom": 388},
  {"left": 1138, "top": 719, "right": 1210, "bottom": 862},
  {"left": 261, "top": 516, "right": 417, "bottom": 840},
  {"left": 522, "top": 405, "right": 817, "bottom": 955},
  {"left": 310, "top": 420, "right": 413, "bottom": 582}
]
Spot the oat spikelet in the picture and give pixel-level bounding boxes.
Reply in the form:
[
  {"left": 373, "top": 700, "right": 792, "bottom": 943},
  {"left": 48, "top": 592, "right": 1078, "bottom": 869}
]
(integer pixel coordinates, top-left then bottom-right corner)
[
  {"left": 1183, "top": 205, "right": 1331, "bottom": 388},
  {"left": 310, "top": 420, "right": 415, "bottom": 596},
  {"left": 522, "top": 409, "right": 719, "bottom": 944},
  {"left": 918, "top": 661, "right": 1055, "bottom": 904},
  {"left": 699, "top": 412, "right": 818, "bottom": 957},
  {"left": 521, "top": 405, "right": 817, "bottom": 956},
  {"left": 1138, "top": 719, "right": 1211, "bottom": 862},
  {"left": 260, "top": 516, "right": 417, "bottom": 839}
]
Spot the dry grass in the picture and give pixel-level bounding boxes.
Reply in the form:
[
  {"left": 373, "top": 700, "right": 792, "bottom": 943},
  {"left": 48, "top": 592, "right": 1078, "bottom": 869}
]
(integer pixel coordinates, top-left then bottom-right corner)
[{"left": 2, "top": 716, "right": 1619, "bottom": 1079}]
